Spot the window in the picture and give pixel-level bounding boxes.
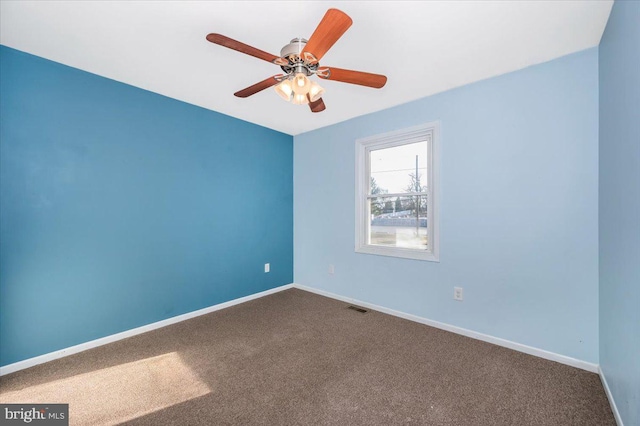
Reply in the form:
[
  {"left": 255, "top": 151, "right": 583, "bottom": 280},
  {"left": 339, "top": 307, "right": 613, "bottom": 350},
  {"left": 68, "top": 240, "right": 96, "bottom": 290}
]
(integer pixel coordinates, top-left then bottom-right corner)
[{"left": 355, "top": 122, "right": 439, "bottom": 261}]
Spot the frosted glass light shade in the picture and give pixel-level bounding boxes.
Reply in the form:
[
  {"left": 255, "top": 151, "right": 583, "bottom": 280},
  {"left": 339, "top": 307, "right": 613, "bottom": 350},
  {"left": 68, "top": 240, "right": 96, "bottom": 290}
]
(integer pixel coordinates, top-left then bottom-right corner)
[
  {"left": 292, "top": 93, "right": 309, "bottom": 105},
  {"left": 308, "top": 81, "right": 325, "bottom": 102},
  {"left": 274, "top": 79, "right": 293, "bottom": 101},
  {"left": 292, "top": 73, "right": 310, "bottom": 95}
]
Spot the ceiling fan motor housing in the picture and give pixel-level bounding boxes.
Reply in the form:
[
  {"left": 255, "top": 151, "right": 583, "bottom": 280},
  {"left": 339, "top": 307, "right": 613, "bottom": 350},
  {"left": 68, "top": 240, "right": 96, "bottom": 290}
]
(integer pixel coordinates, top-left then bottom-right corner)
[
  {"left": 280, "top": 38, "right": 307, "bottom": 59},
  {"left": 279, "top": 38, "right": 317, "bottom": 75}
]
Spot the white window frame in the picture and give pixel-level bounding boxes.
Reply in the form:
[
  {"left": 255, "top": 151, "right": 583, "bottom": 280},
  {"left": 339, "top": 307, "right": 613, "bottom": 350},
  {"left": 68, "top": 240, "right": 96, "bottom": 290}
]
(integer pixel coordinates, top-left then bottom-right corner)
[{"left": 355, "top": 122, "right": 440, "bottom": 262}]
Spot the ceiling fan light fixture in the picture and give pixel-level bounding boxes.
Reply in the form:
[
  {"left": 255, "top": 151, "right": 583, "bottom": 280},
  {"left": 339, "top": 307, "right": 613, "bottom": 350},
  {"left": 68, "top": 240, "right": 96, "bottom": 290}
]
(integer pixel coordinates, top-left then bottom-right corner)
[
  {"left": 274, "top": 79, "right": 293, "bottom": 101},
  {"left": 308, "top": 81, "right": 325, "bottom": 103}
]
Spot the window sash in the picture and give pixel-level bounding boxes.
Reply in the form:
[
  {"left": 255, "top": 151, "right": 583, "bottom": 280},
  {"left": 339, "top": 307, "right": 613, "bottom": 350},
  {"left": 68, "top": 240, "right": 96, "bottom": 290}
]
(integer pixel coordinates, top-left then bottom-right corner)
[
  {"left": 366, "top": 191, "right": 429, "bottom": 199},
  {"left": 366, "top": 195, "right": 430, "bottom": 251},
  {"left": 365, "top": 136, "right": 431, "bottom": 195}
]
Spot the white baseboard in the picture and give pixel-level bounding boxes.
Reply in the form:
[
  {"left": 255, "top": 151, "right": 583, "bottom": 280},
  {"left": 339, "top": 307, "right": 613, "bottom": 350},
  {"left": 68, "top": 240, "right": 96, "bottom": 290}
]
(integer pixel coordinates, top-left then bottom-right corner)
[
  {"left": 0, "top": 284, "right": 294, "bottom": 376},
  {"left": 293, "top": 283, "right": 599, "bottom": 374},
  {"left": 599, "top": 366, "right": 624, "bottom": 426},
  {"left": 0, "top": 282, "right": 601, "bottom": 377}
]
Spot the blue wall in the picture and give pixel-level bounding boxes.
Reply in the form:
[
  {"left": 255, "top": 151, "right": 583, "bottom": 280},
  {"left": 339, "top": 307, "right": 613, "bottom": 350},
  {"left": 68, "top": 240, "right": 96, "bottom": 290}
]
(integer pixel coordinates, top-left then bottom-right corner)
[
  {"left": 598, "top": 1, "right": 640, "bottom": 424},
  {"left": 0, "top": 46, "right": 293, "bottom": 366},
  {"left": 294, "top": 48, "right": 600, "bottom": 363}
]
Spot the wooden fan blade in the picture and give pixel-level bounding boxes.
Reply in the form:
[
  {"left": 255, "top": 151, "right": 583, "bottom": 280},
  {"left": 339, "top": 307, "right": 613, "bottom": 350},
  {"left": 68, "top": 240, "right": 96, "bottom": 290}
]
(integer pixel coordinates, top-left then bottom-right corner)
[
  {"left": 309, "top": 97, "right": 326, "bottom": 113},
  {"left": 207, "top": 33, "right": 286, "bottom": 65},
  {"left": 316, "top": 67, "right": 387, "bottom": 88},
  {"left": 301, "top": 9, "right": 352, "bottom": 63},
  {"left": 234, "top": 75, "right": 281, "bottom": 98}
]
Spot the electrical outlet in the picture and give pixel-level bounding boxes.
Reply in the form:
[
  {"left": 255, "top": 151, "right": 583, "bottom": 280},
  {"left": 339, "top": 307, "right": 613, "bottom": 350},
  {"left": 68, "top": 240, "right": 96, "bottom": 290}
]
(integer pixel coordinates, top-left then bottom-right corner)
[
  {"left": 328, "top": 264, "right": 335, "bottom": 274},
  {"left": 264, "top": 263, "right": 270, "bottom": 273},
  {"left": 454, "top": 287, "right": 463, "bottom": 301}
]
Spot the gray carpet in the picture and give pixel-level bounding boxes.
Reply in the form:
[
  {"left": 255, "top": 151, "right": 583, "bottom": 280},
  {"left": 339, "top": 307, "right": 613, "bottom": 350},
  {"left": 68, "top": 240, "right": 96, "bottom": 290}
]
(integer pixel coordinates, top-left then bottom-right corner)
[{"left": 0, "top": 288, "right": 614, "bottom": 425}]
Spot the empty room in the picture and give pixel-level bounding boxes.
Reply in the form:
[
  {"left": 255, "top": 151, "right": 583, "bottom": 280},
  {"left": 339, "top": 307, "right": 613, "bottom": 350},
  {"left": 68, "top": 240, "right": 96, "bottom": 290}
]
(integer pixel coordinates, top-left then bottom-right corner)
[{"left": 0, "top": 1, "right": 638, "bottom": 425}]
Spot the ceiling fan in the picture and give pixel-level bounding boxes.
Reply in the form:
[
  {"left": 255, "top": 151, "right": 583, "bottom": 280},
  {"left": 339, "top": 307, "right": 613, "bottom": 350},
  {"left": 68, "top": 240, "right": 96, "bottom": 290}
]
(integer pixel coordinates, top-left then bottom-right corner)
[{"left": 206, "top": 8, "right": 387, "bottom": 113}]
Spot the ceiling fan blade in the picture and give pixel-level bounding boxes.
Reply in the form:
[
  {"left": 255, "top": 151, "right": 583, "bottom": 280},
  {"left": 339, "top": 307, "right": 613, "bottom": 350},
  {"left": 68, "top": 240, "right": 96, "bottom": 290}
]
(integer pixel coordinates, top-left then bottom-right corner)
[
  {"left": 309, "top": 97, "right": 326, "bottom": 113},
  {"left": 206, "top": 33, "right": 287, "bottom": 65},
  {"left": 316, "top": 67, "right": 387, "bottom": 88},
  {"left": 301, "top": 9, "right": 352, "bottom": 63},
  {"left": 234, "top": 75, "right": 282, "bottom": 98}
]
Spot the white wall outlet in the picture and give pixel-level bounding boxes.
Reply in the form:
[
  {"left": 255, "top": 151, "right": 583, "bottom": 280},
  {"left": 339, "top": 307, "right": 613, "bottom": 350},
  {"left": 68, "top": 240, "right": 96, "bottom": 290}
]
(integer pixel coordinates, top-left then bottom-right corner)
[
  {"left": 328, "top": 264, "right": 335, "bottom": 274},
  {"left": 264, "top": 263, "right": 270, "bottom": 273},
  {"left": 454, "top": 287, "right": 463, "bottom": 301}
]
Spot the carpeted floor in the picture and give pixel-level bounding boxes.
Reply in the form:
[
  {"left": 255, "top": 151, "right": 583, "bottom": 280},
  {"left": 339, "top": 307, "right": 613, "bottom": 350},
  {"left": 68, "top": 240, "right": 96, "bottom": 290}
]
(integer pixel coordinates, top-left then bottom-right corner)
[{"left": 0, "top": 288, "right": 614, "bottom": 425}]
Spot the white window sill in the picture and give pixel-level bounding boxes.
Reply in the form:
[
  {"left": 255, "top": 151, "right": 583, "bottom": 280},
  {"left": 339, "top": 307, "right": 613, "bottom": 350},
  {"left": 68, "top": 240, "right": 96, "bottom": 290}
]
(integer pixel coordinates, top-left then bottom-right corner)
[{"left": 355, "top": 244, "right": 440, "bottom": 262}]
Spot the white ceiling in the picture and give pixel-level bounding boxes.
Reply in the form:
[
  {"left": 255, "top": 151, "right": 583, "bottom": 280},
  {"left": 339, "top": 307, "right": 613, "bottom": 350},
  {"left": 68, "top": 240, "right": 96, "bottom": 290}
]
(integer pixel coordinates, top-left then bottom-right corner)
[{"left": 0, "top": 1, "right": 613, "bottom": 135}]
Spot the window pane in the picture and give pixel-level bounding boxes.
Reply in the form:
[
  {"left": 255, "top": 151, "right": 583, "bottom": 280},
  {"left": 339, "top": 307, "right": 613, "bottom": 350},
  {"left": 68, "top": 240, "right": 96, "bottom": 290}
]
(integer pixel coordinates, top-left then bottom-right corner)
[
  {"left": 369, "top": 195, "right": 427, "bottom": 250},
  {"left": 370, "top": 141, "right": 428, "bottom": 194}
]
